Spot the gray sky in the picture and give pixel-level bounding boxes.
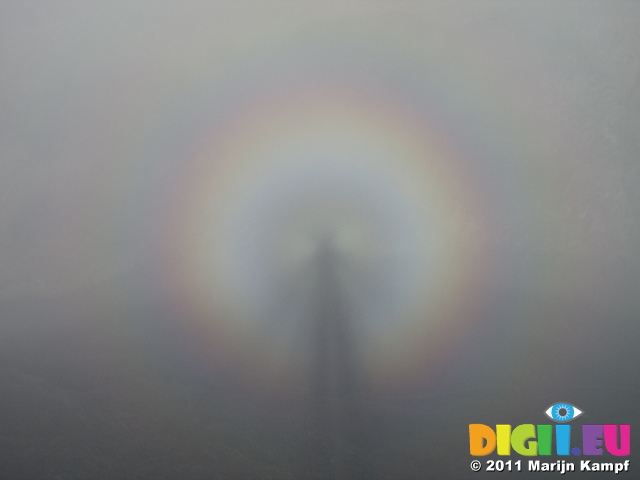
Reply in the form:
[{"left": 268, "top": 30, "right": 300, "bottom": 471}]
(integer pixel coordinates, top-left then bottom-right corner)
[{"left": 0, "top": 0, "right": 639, "bottom": 390}]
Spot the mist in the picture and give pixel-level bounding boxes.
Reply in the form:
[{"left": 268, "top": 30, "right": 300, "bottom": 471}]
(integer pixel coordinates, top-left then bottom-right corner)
[{"left": 1, "top": 2, "right": 639, "bottom": 478}]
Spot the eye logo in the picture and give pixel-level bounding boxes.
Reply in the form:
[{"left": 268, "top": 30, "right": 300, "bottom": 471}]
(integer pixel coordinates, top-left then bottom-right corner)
[
  {"left": 545, "top": 403, "right": 583, "bottom": 423},
  {"left": 470, "top": 402, "right": 629, "bottom": 457}
]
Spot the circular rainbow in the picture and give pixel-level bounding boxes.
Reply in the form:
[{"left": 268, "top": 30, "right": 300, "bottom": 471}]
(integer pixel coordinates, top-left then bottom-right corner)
[{"left": 123, "top": 26, "right": 598, "bottom": 394}]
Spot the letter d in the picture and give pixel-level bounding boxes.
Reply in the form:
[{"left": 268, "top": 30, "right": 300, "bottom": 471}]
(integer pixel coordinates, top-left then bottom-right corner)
[{"left": 469, "top": 424, "right": 496, "bottom": 456}]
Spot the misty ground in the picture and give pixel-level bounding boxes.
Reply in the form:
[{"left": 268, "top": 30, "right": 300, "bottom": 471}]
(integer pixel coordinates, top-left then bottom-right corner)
[{"left": 0, "top": 276, "right": 637, "bottom": 479}]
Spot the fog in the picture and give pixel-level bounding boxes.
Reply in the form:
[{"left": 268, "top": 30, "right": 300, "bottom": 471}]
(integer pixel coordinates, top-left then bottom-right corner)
[{"left": 0, "top": 2, "right": 639, "bottom": 478}]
